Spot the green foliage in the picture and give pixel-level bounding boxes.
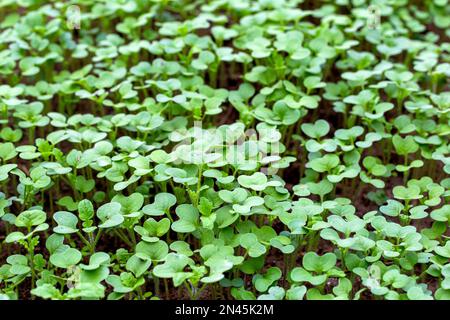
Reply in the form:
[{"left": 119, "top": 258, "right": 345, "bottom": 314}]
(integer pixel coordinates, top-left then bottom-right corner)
[{"left": 0, "top": 0, "right": 449, "bottom": 301}]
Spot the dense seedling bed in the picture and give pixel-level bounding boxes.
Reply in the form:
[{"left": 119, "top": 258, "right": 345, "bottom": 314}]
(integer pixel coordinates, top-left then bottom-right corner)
[{"left": 0, "top": 0, "right": 449, "bottom": 301}]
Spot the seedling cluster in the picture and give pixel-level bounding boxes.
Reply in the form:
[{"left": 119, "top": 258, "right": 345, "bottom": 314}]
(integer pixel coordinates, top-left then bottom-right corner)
[{"left": 0, "top": 0, "right": 449, "bottom": 300}]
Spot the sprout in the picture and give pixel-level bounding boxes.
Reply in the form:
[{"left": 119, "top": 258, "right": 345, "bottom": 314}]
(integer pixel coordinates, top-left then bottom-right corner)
[{"left": 0, "top": 0, "right": 448, "bottom": 302}]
